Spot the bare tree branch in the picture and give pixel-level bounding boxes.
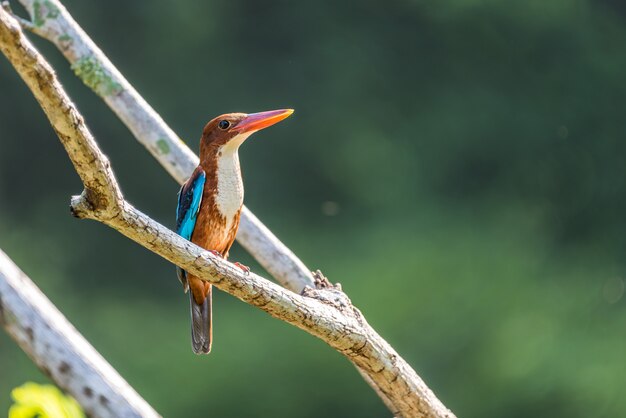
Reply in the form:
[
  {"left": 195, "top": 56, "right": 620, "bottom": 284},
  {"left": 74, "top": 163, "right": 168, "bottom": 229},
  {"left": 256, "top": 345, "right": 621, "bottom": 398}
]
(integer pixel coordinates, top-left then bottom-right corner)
[
  {"left": 0, "top": 248, "right": 161, "bottom": 418},
  {"left": 0, "top": 5, "right": 455, "bottom": 418},
  {"left": 13, "top": 0, "right": 315, "bottom": 293}
]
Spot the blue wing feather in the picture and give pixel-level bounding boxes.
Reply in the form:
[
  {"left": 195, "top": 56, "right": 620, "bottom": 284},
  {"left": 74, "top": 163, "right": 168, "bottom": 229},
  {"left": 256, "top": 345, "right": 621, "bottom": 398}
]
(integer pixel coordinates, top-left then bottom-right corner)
[
  {"left": 176, "top": 167, "right": 206, "bottom": 289},
  {"left": 176, "top": 168, "right": 206, "bottom": 239}
]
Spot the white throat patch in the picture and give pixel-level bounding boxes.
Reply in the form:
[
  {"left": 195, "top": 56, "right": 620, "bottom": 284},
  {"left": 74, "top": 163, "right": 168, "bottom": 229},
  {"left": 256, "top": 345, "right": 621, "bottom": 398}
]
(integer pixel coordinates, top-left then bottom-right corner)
[{"left": 215, "top": 134, "right": 248, "bottom": 226}]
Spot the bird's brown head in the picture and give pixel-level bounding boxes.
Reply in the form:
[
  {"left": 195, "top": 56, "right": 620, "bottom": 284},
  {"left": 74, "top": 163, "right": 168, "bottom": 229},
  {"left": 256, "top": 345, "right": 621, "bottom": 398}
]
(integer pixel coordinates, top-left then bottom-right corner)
[{"left": 199, "top": 109, "right": 293, "bottom": 158}]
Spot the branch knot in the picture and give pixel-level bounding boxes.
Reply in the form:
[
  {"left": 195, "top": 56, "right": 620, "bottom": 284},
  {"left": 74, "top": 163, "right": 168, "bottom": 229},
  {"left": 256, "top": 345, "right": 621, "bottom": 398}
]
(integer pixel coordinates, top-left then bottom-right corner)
[
  {"left": 69, "top": 189, "right": 120, "bottom": 220},
  {"left": 300, "top": 270, "right": 355, "bottom": 314}
]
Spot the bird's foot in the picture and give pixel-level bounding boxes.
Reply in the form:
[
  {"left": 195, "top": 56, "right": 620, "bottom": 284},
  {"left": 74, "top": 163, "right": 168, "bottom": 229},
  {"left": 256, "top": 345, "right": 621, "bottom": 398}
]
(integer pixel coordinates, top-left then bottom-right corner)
[
  {"left": 208, "top": 250, "right": 223, "bottom": 258},
  {"left": 233, "top": 262, "right": 250, "bottom": 275}
]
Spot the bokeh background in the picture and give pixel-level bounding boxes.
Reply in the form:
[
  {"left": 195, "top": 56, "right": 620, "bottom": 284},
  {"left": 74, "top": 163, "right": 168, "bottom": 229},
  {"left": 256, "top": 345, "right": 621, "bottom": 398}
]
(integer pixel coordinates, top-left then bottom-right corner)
[{"left": 1, "top": 0, "right": 625, "bottom": 416}]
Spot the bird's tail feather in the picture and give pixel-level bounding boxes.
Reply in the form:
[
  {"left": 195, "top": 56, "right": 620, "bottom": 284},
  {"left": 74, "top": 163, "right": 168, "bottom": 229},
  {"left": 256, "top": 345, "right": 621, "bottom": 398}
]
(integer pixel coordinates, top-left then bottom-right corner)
[{"left": 189, "top": 287, "right": 212, "bottom": 354}]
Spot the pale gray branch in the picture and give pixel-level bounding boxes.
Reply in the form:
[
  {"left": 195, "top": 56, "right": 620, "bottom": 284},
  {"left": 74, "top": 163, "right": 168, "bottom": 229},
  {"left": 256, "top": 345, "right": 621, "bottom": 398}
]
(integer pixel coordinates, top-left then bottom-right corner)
[
  {"left": 0, "top": 5, "right": 455, "bottom": 418},
  {"left": 0, "top": 248, "right": 161, "bottom": 418},
  {"left": 14, "top": 0, "right": 315, "bottom": 293}
]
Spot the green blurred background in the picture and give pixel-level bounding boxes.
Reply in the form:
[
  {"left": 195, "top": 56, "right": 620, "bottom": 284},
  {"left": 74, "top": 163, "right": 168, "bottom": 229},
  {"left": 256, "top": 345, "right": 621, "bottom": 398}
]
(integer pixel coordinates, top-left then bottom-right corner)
[{"left": 1, "top": 0, "right": 625, "bottom": 416}]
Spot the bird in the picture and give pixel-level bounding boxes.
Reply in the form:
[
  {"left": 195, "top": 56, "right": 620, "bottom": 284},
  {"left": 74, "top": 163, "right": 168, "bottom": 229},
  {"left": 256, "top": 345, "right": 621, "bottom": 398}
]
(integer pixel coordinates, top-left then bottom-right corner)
[{"left": 175, "top": 109, "right": 294, "bottom": 354}]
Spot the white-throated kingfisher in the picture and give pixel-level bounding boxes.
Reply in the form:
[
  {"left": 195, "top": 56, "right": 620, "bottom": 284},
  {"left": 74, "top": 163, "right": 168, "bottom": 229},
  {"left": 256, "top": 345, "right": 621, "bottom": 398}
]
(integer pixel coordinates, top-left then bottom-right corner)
[{"left": 175, "top": 109, "right": 294, "bottom": 354}]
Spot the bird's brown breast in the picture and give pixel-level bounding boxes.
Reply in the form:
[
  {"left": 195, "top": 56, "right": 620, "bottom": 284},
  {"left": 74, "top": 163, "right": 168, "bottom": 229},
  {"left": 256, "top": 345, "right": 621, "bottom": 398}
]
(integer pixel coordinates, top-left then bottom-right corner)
[
  {"left": 191, "top": 189, "right": 241, "bottom": 259},
  {"left": 188, "top": 190, "right": 240, "bottom": 305}
]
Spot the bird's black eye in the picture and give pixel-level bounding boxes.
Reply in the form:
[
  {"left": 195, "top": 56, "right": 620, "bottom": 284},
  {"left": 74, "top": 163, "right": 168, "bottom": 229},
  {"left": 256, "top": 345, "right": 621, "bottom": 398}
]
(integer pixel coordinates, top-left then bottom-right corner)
[{"left": 218, "top": 120, "right": 230, "bottom": 130}]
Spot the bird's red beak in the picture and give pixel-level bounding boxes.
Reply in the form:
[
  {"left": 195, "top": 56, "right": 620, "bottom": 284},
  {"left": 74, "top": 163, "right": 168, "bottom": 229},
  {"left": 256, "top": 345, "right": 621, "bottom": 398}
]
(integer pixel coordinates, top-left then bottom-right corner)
[{"left": 233, "top": 109, "right": 294, "bottom": 133}]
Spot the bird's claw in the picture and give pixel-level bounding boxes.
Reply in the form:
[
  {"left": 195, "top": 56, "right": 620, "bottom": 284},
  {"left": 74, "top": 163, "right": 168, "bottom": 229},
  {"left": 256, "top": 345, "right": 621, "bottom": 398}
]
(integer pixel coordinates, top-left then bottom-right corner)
[
  {"left": 233, "top": 262, "right": 250, "bottom": 274},
  {"left": 208, "top": 250, "right": 223, "bottom": 258}
]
